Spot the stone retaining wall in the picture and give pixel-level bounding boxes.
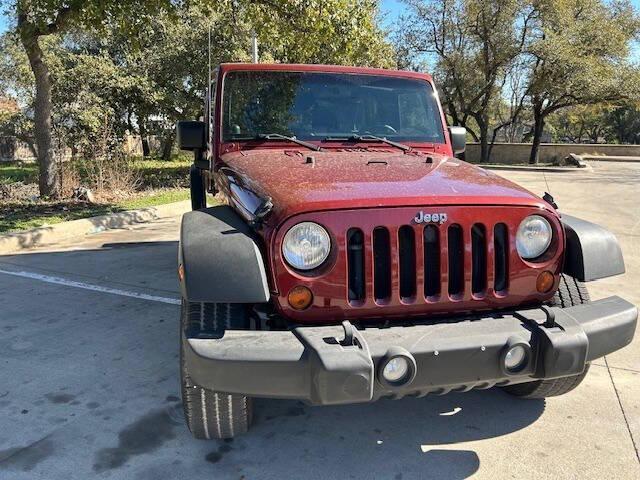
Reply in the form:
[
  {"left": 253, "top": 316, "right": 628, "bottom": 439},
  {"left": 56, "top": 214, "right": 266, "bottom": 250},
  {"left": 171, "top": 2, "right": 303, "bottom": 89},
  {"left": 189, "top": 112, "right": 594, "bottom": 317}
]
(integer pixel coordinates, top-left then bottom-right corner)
[{"left": 465, "top": 142, "right": 640, "bottom": 164}]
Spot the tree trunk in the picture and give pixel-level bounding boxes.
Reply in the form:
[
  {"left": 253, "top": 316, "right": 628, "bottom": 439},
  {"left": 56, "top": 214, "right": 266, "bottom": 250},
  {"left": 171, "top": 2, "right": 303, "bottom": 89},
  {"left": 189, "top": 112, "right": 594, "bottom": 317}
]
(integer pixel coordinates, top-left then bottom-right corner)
[
  {"left": 529, "top": 107, "right": 545, "bottom": 165},
  {"left": 161, "top": 132, "right": 174, "bottom": 161},
  {"left": 142, "top": 137, "right": 151, "bottom": 157},
  {"left": 139, "top": 118, "right": 151, "bottom": 157},
  {"left": 19, "top": 30, "right": 59, "bottom": 197},
  {"left": 478, "top": 121, "right": 490, "bottom": 163}
]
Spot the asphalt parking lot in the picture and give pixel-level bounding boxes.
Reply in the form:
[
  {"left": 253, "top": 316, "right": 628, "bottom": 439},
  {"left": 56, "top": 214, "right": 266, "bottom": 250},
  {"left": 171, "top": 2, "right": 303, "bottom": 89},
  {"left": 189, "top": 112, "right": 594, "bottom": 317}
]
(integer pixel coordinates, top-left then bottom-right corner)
[{"left": 1, "top": 161, "right": 638, "bottom": 479}]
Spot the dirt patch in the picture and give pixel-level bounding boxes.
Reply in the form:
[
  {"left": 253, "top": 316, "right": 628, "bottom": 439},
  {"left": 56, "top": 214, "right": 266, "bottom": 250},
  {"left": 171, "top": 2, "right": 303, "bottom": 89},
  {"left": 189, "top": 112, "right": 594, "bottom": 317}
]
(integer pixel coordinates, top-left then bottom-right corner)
[
  {"left": 44, "top": 393, "right": 77, "bottom": 404},
  {"left": 0, "top": 182, "right": 39, "bottom": 202}
]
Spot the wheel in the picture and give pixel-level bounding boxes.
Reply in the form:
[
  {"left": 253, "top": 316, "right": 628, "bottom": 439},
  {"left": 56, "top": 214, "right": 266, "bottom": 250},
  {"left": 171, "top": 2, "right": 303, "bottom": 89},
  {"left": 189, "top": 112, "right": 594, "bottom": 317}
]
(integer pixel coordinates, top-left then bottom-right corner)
[
  {"left": 502, "top": 274, "right": 591, "bottom": 399},
  {"left": 180, "top": 301, "right": 253, "bottom": 439}
]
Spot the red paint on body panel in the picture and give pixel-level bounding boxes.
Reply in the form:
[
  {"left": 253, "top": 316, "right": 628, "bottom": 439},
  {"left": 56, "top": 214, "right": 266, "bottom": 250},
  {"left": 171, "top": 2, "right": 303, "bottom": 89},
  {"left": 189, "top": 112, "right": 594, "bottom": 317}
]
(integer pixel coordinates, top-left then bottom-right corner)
[
  {"left": 218, "top": 150, "right": 548, "bottom": 226},
  {"left": 209, "top": 64, "right": 563, "bottom": 324}
]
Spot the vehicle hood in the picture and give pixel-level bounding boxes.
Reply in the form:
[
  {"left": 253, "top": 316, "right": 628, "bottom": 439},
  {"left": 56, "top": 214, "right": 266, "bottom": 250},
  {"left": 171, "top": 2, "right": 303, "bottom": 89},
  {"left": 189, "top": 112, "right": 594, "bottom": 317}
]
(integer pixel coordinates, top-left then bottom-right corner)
[{"left": 219, "top": 149, "right": 549, "bottom": 224}]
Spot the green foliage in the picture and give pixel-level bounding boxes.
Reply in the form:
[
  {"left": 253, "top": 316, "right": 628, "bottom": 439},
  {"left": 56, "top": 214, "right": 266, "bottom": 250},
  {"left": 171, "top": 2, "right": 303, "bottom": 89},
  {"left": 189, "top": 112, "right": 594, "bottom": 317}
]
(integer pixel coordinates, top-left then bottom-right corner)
[
  {"left": 547, "top": 101, "right": 640, "bottom": 143},
  {"left": 0, "top": 161, "right": 38, "bottom": 184},
  {"left": 1, "top": 0, "right": 395, "bottom": 169},
  {"left": 527, "top": 0, "right": 640, "bottom": 115},
  {"left": 605, "top": 103, "right": 640, "bottom": 144}
]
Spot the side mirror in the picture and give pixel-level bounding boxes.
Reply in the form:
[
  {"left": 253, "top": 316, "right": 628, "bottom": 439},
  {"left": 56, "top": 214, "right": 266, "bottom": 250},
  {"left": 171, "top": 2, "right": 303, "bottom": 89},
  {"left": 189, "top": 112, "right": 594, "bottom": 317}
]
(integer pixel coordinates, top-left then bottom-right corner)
[
  {"left": 448, "top": 126, "right": 467, "bottom": 155},
  {"left": 177, "top": 121, "right": 206, "bottom": 151}
]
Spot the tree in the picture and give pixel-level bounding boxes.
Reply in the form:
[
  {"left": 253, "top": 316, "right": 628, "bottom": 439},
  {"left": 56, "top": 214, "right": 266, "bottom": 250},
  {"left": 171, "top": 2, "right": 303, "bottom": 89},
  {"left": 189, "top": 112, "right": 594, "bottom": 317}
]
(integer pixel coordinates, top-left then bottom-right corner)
[
  {"left": 547, "top": 104, "right": 616, "bottom": 143},
  {"left": 76, "top": 0, "right": 394, "bottom": 159},
  {"left": 606, "top": 102, "right": 640, "bottom": 144},
  {"left": 3, "top": 0, "right": 170, "bottom": 197},
  {"left": 3, "top": 0, "right": 394, "bottom": 184},
  {"left": 524, "top": 0, "right": 640, "bottom": 163},
  {"left": 396, "top": 0, "right": 535, "bottom": 162}
]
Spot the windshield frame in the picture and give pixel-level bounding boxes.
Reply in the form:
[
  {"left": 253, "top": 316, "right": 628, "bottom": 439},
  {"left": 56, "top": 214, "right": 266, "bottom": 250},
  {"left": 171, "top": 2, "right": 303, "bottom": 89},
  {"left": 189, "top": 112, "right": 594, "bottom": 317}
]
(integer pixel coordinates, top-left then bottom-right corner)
[{"left": 217, "top": 67, "right": 449, "bottom": 151}]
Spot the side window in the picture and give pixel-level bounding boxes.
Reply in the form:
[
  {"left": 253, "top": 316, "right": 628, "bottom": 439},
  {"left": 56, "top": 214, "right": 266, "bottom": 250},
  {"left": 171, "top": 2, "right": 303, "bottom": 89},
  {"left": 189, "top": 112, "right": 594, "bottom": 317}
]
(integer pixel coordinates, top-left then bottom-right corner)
[{"left": 207, "top": 70, "right": 218, "bottom": 138}]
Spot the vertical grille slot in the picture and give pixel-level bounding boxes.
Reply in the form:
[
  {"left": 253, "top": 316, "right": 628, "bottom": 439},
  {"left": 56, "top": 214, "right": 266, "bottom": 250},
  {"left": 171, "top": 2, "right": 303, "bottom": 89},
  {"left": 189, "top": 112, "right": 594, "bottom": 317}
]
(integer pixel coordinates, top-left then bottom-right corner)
[
  {"left": 494, "top": 223, "right": 509, "bottom": 292},
  {"left": 373, "top": 227, "right": 391, "bottom": 301},
  {"left": 398, "top": 226, "right": 416, "bottom": 299},
  {"left": 347, "top": 228, "right": 365, "bottom": 302},
  {"left": 471, "top": 224, "right": 487, "bottom": 295},
  {"left": 448, "top": 225, "right": 464, "bottom": 296},
  {"left": 423, "top": 225, "right": 440, "bottom": 297}
]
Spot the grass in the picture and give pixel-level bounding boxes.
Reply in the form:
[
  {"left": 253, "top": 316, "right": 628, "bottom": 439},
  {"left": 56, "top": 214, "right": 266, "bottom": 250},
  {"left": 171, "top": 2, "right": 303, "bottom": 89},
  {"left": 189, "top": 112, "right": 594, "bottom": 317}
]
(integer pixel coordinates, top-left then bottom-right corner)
[
  {"left": 0, "top": 189, "right": 192, "bottom": 233},
  {"left": 0, "top": 202, "right": 122, "bottom": 233},
  {"left": 0, "top": 155, "right": 194, "bottom": 234},
  {"left": 0, "top": 162, "right": 38, "bottom": 184},
  {"left": 0, "top": 155, "right": 192, "bottom": 187},
  {"left": 136, "top": 157, "right": 192, "bottom": 189},
  {"left": 119, "top": 189, "right": 191, "bottom": 210}
]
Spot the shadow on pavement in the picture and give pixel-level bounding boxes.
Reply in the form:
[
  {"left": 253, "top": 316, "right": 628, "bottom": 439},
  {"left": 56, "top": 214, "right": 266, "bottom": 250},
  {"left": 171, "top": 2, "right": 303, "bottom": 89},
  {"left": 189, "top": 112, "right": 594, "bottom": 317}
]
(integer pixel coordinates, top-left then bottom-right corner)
[
  {"left": 0, "top": 241, "right": 179, "bottom": 295},
  {"left": 0, "top": 240, "right": 545, "bottom": 480},
  {"left": 234, "top": 392, "right": 544, "bottom": 479}
]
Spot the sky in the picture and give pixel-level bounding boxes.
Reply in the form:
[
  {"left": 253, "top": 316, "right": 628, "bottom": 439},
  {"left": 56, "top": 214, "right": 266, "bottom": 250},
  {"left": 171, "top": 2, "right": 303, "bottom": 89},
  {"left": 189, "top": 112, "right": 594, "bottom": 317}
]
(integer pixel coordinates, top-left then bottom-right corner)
[{"left": 381, "top": 0, "right": 404, "bottom": 22}]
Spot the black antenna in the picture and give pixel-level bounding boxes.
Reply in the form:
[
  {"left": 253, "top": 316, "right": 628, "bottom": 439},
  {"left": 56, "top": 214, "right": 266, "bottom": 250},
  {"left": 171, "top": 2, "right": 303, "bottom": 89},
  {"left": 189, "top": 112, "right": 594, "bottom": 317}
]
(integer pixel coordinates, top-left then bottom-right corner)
[
  {"left": 251, "top": 30, "right": 259, "bottom": 63},
  {"left": 208, "top": 24, "right": 213, "bottom": 156}
]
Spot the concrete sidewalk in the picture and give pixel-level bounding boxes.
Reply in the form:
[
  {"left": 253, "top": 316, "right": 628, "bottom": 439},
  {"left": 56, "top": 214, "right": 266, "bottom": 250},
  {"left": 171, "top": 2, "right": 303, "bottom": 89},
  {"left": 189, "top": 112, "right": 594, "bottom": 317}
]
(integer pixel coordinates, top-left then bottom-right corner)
[{"left": 0, "top": 161, "right": 638, "bottom": 479}]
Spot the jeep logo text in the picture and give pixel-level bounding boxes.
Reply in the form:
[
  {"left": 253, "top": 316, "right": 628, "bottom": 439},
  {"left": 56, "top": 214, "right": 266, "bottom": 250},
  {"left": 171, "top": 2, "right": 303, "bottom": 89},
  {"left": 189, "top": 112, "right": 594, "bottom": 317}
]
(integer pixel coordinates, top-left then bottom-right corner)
[{"left": 414, "top": 211, "right": 448, "bottom": 225}]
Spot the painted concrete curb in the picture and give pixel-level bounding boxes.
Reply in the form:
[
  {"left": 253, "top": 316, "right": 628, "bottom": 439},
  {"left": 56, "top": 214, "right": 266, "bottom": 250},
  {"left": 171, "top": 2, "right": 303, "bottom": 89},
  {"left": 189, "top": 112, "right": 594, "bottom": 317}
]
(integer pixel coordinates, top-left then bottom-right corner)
[
  {"left": 580, "top": 155, "right": 640, "bottom": 162},
  {"left": 478, "top": 164, "right": 592, "bottom": 173},
  {"left": 0, "top": 200, "right": 191, "bottom": 254}
]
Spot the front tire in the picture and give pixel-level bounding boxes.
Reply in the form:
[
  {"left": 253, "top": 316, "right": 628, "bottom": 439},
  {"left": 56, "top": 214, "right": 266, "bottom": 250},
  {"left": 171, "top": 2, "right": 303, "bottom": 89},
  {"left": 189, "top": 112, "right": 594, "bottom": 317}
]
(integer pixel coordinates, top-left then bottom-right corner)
[
  {"left": 180, "top": 301, "right": 253, "bottom": 439},
  {"left": 502, "top": 274, "right": 591, "bottom": 399}
]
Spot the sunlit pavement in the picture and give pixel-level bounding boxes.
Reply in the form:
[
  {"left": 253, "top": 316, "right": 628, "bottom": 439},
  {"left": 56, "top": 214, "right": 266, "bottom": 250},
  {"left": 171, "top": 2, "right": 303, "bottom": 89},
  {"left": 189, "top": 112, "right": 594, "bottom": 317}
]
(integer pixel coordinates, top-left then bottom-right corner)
[{"left": 0, "top": 161, "right": 638, "bottom": 479}]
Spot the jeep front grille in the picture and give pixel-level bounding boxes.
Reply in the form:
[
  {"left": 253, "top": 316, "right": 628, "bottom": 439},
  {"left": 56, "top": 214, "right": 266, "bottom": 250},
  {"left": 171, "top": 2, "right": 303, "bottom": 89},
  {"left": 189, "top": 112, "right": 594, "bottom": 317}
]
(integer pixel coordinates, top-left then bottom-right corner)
[
  {"left": 347, "top": 222, "right": 510, "bottom": 305},
  {"left": 273, "top": 206, "right": 562, "bottom": 322}
]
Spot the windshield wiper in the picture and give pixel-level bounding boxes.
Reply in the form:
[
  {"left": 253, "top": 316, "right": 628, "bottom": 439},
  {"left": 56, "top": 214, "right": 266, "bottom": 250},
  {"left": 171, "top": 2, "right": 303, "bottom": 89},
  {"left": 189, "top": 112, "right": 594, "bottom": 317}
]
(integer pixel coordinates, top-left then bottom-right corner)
[
  {"left": 256, "top": 133, "right": 322, "bottom": 151},
  {"left": 322, "top": 134, "right": 411, "bottom": 152}
]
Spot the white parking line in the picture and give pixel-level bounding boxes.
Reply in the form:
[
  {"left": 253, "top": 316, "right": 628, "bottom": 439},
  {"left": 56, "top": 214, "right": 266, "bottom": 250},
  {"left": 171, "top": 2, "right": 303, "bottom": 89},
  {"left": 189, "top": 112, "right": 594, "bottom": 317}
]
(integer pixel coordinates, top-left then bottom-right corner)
[{"left": 0, "top": 269, "right": 181, "bottom": 305}]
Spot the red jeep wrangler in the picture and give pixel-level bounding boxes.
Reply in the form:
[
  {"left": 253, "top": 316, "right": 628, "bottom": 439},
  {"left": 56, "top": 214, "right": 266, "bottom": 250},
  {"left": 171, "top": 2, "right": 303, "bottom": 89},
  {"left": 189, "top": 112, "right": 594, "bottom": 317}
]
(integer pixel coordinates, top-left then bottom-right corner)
[{"left": 176, "top": 63, "right": 637, "bottom": 440}]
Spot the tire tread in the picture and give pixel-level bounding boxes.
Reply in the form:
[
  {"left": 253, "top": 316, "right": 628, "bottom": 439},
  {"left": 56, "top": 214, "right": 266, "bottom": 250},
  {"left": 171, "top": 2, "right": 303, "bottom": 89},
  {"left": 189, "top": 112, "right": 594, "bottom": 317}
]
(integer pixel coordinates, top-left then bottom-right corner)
[
  {"left": 503, "top": 274, "right": 591, "bottom": 399},
  {"left": 181, "top": 301, "right": 253, "bottom": 439}
]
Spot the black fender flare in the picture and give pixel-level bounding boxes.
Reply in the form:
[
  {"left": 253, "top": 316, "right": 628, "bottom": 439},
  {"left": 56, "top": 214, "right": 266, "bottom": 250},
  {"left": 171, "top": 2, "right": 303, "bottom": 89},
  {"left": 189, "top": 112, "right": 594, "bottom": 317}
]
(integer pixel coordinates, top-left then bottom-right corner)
[
  {"left": 561, "top": 214, "right": 625, "bottom": 282},
  {"left": 178, "top": 206, "right": 270, "bottom": 303}
]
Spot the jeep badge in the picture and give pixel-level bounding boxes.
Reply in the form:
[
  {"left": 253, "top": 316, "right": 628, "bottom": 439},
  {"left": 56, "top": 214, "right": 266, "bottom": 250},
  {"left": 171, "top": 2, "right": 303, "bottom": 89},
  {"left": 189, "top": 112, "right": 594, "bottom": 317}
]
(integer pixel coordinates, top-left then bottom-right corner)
[{"left": 414, "top": 211, "right": 447, "bottom": 224}]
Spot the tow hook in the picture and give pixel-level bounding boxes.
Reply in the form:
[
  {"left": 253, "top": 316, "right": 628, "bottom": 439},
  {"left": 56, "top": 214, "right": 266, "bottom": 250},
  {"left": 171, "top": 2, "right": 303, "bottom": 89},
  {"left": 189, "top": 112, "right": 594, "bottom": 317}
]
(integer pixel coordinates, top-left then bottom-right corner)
[
  {"left": 339, "top": 320, "right": 360, "bottom": 347},
  {"left": 540, "top": 305, "right": 557, "bottom": 328}
]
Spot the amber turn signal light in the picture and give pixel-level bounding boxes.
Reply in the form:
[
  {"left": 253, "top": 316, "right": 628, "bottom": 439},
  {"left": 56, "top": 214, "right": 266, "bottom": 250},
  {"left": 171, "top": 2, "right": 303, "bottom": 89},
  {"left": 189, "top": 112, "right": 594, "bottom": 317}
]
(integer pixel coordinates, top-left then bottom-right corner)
[
  {"left": 536, "top": 271, "right": 555, "bottom": 293},
  {"left": 178, "top": 264, "right": 185, "bottom": 282},
  {"left": 288, "top": 286, "right": 313, "bottom": 310}
]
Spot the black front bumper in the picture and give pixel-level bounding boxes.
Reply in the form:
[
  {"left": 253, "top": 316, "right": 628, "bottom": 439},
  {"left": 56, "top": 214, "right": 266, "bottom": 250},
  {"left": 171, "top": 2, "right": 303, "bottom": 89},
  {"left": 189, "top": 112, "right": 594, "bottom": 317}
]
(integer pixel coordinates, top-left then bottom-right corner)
[{"left": 183, "top": 296, "right": 637, "bottom": 405}]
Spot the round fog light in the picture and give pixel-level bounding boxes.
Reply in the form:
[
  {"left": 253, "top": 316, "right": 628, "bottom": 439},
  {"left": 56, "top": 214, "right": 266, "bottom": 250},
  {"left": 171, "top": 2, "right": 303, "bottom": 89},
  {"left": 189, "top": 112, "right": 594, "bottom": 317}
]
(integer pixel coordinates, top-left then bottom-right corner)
[
  {"left": 383, "top": 357, "right": 410, "bottom": 383},
  {"left": 504, "top": 345, "right": 527, "bottom": 372}
]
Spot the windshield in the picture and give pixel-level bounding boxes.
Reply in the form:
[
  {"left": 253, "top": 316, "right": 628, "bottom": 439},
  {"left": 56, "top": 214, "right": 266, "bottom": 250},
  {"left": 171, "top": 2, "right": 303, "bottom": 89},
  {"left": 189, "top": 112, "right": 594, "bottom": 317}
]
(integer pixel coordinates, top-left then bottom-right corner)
[{"left": 221, "top": 71, "right": 445, "bottom": 144}]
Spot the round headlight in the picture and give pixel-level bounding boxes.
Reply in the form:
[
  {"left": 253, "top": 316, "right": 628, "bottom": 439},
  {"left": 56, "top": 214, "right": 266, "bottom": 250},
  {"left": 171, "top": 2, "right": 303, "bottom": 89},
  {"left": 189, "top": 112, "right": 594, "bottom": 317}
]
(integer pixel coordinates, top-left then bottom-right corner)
[
  {"left": 516, "top": 215, "right": 552, "bottom": 259},
  {"left": 282, "top": 222, "right": 331, "bottom": 271}
]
